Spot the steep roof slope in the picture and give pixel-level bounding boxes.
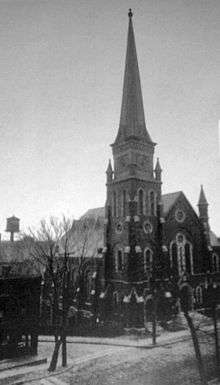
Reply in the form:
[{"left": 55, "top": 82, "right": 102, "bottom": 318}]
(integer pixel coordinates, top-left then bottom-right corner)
[{"left": 162, "top": 191, "right": 182, "bottom": 215}]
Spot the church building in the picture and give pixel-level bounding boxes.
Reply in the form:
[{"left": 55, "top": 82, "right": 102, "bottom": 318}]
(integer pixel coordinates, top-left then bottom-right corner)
[{"left": 69, "top": 10, "right": 220, "bottom": 326}]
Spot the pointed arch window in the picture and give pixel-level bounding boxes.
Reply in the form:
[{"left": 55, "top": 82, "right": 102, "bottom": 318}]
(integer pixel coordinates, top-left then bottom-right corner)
[
  {"left": 117, "top": 193, "right": 121, "bottom": 217},
  {"left": 212, "top": 253, "right": 220, "bottom": 273},
  {"left": 138, "top": 189, "right": 144, "bottom": 215},
  {"left": 122, "top": 190, "right": 126, "bottom": 217},
  {"left": 195, "top": 286, "right": 203, "bottom": 305},
  {"left": 113, "top": 291, "right": 119, "bottom": 305},
  {"left": 185, "top": 243, "right": 192, "bottom": 274},
  {"left": 113, "top": 192, "right": 117, "bottom": 217},
  {"left": 170, "top": 242, "right": 178, "bottom": 275},
  {"left": 149, "top": 191, "right": 156, "bottom": 216},
  {"left": 115, "top": 249, "right": 124, "bottom": 272},
  {"left": 144, "top": 248, "right": 153, "bottom": 272},
  {"left": 170, "top": 233, "right": 193, "bottom": 276}
]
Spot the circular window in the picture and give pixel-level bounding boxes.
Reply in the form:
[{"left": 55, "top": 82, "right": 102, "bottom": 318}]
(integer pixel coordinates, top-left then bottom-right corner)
[
  {"left": 175, "top": 209, "right": 186, "bottom": 223},
  {"left": 176, "top": 234, "right": 184, "bottom": 243},
  {"left": 143, "top": 221, "right": 153, "bottom": 234},
  {"left": 116, "top": 222, "right": 123, "bottom": 233}
]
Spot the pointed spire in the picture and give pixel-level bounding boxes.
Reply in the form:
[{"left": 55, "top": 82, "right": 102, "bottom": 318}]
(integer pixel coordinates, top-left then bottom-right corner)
[
  {"left": 198, "top": 185, "right": 208, "bottom": 206},
  {"left": 155, "top": 158, "right": 162, "bottom": 181},
  {"left": 198, "top": 185, "right": 209, "bottom": 234},
  {"left": 114, "top": 10, "right": 153, "bottom": 145},
  {"left": 106, "top": 159, "right": 113, "bottom": 174},
  {"left": 155, "top": 158, "right": 162, "bottom": 172},
  {"left": 106, "top": 159, "right": 113, "bottom": 183}
]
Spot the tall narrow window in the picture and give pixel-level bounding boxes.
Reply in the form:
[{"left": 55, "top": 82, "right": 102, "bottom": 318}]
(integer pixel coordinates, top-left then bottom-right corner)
[
  {"left": 170, "top": 234, "right": 193, "bottom": 276},
  {"left": 117, "top": 250, "right": 123, "bottom": 271},
  {"left": 212, "top": 254, "right": 219, "bottom": 272},
  {"left": 113, "top": 192, "right": 116, "bottom": 217},
  {"left": 171, "top": 243, "right": 178, "bottom": 275},
  {"left": 195, "top": 286, "right": 203, "bottom": 305},
  {"left": 113, "top": 292, "right": 119, "bottom": 305},
  {"left": 179, "top": 245, "right": 185, "bottom": 272},
  {"left": 149, "top": 191, "right": 155, "bottom": 216},
  {"left": 185, "top": 243, "right": 191, "bottom": 274},
  {"left": 117, "top": 193, "right": 121, "bottom": 217},
  {"left": 144, "top": 248, "right": 153, "bottom": 272},
  {"left": 138, "top": 189, "right": 144, "bottom": 215},
  {"left": 122, "top": 190, "right": 126, "bottom": 217}
]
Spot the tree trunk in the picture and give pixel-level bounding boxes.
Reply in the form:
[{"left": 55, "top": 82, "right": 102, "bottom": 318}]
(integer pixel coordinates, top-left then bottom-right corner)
[
  {"left": 152, "top": 295, "right": 157, "bottom": 345},
  {"left": 213, "top": 305, "right": 220, "bottom": 378},
  {"left": 183, "top": 311, "right": 207, "bottom": 385},
  {"left": 62, "top": 331, "right": 67, "bottom": 367},
  {"left": 48, "top": 337, "right": 62, "bottom": 372}
]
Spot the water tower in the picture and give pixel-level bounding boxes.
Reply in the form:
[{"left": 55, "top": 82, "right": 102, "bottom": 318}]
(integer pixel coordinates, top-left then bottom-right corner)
[{"left": 6, "top": 216, "right": 20, "bottom": 242}]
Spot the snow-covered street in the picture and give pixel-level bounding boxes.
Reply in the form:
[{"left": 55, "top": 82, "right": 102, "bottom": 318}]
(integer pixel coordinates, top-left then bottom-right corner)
[{"left": 29, "top": 331, "right": 217, "bottom": 385}]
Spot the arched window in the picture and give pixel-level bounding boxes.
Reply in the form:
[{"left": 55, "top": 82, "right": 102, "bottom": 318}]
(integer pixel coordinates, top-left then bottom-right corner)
[
  {"left": 170, "top": 234, "right": 193, "bottom": 276},
  {"left": 138, "top": 189, "right": 144, "bottom": 215},
  {"left": 113, "top": 291, "right": 119, "bottom": 305},
  {"left": 122, "top": 190, "right": 126, "bottom": 217},
  {"left": 171, "top": 242, "right": 178, "bottom": 275},
  {"left": 118, "top": 250, "right": 123, "bottom": 271},
  {"left": 212, "top": 254, "right": 220, "bottom": 272},
  {"left": 185, "top": 243, "right": 191, "bottom": 274},
  {"left": 149, "top": 191, "right": 155, "bottom": 216},
  {"left": 118, "top": 193, "right": 122, "bottom": 217},
  {"left": 195, "top": 286, "right": 203, "bottom": 305},
  {"left": 115, "top": 249, "right": 123, "bottom": 272},
  {"left": 113, "top": 191, "right": 117, "bottom": 217},
  {"left": 144, "top": 248, "right": 153, "bottom": 272}
]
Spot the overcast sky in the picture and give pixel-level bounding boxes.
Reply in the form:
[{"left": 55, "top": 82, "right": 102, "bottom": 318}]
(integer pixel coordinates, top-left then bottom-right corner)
[{"left": 0, "top": 0, "right": 219, "bottom": 238}]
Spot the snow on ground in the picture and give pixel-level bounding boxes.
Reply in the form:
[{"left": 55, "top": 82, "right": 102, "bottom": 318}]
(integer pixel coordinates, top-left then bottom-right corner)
[{"left": 38, "top": 333, "right": 217, "bottom": 385}]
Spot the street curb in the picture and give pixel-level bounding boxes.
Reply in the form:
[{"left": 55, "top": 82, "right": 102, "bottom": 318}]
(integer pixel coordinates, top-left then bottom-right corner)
[{"left": 0, "top": 357, "right": 47, "bottom": 373}]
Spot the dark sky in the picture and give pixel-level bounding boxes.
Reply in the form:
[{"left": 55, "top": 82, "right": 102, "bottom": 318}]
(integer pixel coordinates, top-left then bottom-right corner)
[{"left": 0, "top": 0, "right": 219, "bottom": 236}]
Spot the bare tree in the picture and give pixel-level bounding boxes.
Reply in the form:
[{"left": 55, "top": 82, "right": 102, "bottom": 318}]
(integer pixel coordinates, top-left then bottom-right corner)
[
  {"left": 23, "top": 214, "right": 101, "bottom": 372},
  {"left": 22, "top": 216, "right": 72, "bottom": 371}
]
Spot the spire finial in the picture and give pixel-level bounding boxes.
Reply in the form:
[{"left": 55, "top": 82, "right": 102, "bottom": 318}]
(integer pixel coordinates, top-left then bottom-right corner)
[{"left": 128, "top": 8, "right": 133, "bottom": 18}]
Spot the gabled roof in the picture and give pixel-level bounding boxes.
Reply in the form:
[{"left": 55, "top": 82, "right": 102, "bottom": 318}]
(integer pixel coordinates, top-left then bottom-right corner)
[
  {"left": 162, "top": 191, "right": 182, "bottom": 215},
  {"left": 69, "top": 192, "right": 219, "bottom": 256},
  {"left": 80, "top": 192, "right": 184, "bottom": 220},
  {"left": 80, "top": 207, "right": 105, "bottom": 221},
  {"left": 210, "top": 230, "right": 220, "bottom": 247},
  {"left": 65, "top": 211, "right": 105, "bottom": 258}
]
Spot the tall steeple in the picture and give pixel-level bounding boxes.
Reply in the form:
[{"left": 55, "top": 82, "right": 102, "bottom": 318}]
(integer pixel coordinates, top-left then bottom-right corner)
[
  {"left": 104, "top": 10, "right": 162, "bottom": 327},
  {"left": 114, "top": 9, "right": 153, "bottom": 145}
]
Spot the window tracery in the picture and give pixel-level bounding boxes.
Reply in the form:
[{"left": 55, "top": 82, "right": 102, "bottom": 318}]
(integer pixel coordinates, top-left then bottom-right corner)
[
  {"left": 170, "top": 233, "right": 193, "bottom": 275},
  {"left": 195, "top": 286, "right": 203, "bottom": 305}
]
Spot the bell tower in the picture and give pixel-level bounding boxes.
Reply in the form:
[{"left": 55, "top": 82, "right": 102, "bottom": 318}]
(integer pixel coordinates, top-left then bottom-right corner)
[{"left": 104, "top": 10, "right": 162, "bottom": 302}]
